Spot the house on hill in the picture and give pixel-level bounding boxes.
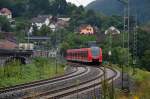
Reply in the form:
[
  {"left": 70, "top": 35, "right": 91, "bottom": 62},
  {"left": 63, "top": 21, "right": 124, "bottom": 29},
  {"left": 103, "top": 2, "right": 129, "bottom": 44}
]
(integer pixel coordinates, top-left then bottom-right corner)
[
  {"left": 79, "top": 25, "right": 95, "bottom": 35},
  {"left": 29, "top": 15, "right": 53, "bottom": 34},
  {"left": 0, "top": 8, "right": 12, "bottom": 19},
  {"left": 29, "top": 15, "right": 70, "bottom": 35},
  {"left": 56, "top": 17, "right": 70, "bottom": 29},
  {"left": 31, "top": 15, "right": 52, "bottom": 30}
]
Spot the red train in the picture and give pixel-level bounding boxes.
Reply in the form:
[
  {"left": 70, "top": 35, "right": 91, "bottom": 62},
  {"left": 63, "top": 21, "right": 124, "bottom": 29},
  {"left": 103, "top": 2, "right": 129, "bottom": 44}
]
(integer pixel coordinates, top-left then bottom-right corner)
[{"left": 66, "top": 47, "right": 102, "bottom": 64}]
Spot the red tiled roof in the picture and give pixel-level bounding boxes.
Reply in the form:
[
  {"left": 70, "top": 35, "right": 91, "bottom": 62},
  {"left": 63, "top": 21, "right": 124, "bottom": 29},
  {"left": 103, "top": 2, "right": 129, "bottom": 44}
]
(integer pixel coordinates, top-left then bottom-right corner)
[
  {"left": 0, "top": 32, "right": 16, "bottom": 43},
  {"left": 79, "top": 25, "right": 94, "bottom": 34},
  {"left": 0, "top": 40, "right": 17, "bottom": 49},
  {"left": 0, "top": 8, "right": 12, "bottom": 15}
]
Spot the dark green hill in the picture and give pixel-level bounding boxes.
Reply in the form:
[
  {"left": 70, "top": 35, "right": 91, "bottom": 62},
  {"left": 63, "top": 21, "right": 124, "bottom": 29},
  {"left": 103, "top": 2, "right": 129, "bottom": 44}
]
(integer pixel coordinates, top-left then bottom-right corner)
[{"left": 86, "top": 0, "right": 150, "bottom": 23}]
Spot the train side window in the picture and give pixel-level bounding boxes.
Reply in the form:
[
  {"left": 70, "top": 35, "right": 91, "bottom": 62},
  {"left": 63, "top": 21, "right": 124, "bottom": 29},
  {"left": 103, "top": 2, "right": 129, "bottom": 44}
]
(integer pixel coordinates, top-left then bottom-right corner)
[
  {"left": 81, "top": 51, "right": 83, "bottom": 57},
  {"left": 85, "top": 51, "right": 88, "bottom": 58},
  {"left": 85, "top": 52, "right": 87, "bottom": 58},
  {"left": 79, "top": 51, "right": 81, "bottom": 58},
  {"left": 82, "top": 52, "right": 84, "bottom": 57},
  {"left": 79, "top": 52, "right": 80, "bottom": 58},
  {"left": 74, "top": 52, "right": 75, "bottom": 57},
  {"left": 83, "top": 52, "right": 86, "bottom": 58},
  {"left": 82, "top": 51, "right": 84, "bottom": 58}
]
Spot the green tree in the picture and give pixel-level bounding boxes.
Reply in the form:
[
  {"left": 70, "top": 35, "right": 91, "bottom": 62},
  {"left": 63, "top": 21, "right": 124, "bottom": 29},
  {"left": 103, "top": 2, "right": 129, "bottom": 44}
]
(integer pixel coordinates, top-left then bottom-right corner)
[
  {"left": 28, "top": 0, "right": 50, "bottom": 17},
  {"left": 0, "top": 0, "right": 14, "bottom": 9},
  {"left": 141, "top": 50, "right": 150, "bottom": 70},
  {"left": 32, "top": 24, "right": 38, "bottom": 36},
  {"left": 112, "top": 47, "right": 132, "bottom": 65},
  {"left": 85, "top": 9, "right": 102, "bottom": 27},
  {"left": 12, "top": 1, "right": 27, "bottom": 17},
  {"left": 38, "top": 25, "right": 52, "bottom": 36},
  {"left": 102, "top": 15, "right": 123, "bottom": 30},
  {"left": 50, "top": 0, "right": 68, "bottom": 15},
  {"left": 0, "top": 16, "right": 11, "bottom": 32},
  {"left": 60, "top": 42, "right": 70, "bottom": 55},
  {"left": 137, "top": 28, "right": 150, "bottom": 58}
]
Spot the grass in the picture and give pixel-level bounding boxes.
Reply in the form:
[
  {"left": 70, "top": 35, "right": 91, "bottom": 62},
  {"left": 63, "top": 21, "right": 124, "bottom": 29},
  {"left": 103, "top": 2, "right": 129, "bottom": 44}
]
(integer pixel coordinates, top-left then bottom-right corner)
[
  {"left": 111, "top": 64, "right": 150, "bottom": 99},
  {"left": 0, "top": 58, "right": 65, "bottom": 88}
]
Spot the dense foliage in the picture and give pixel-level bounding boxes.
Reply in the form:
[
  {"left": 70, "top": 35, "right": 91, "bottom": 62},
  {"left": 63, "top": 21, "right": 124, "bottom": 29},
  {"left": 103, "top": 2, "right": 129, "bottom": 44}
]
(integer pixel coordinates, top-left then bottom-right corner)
[{"left": 0, "top": 16, "right": 12, "bottom": 32}]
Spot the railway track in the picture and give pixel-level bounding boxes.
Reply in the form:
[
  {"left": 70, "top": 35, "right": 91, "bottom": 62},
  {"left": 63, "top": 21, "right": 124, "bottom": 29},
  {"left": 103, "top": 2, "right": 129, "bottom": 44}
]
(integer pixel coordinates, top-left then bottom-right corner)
[
  {"left": 23, "top": 65, "right": 104, "bottom": 99},
  {"left": 0, "top": 63, "right": 120, "bottom": 99},
  {"left": 38, "top": 66, "right": 119, "bottom": 99},
  {"left": 0, "top": 63, "right": 88, "bottom": 98},
  {"left": 0, "top": 66, "right": 77, "bottom": 93},
  {"left": 63, "top": 66, "right": 121, "bottom": 99}
]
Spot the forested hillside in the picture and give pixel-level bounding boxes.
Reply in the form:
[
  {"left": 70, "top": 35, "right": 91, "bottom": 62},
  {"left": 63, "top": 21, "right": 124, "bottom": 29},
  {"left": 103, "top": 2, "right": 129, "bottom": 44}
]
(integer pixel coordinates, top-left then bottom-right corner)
[
  {"left": 0, "top": 0, "right": 75, "bottom": 17},
  {"left": 86, "top": 0, "right": 150, "bottom": 23}
]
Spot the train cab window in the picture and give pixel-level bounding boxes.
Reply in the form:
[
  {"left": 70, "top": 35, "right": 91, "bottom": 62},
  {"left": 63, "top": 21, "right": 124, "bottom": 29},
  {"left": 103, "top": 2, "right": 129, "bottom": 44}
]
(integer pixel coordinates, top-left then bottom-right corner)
[{"left": 91, "top": 47, "right": 100, "bottom": 57}]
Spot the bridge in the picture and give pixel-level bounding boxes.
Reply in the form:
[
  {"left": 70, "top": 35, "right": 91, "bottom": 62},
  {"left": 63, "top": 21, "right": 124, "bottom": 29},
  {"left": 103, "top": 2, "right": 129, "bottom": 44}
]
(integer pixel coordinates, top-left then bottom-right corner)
[{"left": 0, "top": 49, "right": 33, "bottom": 65}]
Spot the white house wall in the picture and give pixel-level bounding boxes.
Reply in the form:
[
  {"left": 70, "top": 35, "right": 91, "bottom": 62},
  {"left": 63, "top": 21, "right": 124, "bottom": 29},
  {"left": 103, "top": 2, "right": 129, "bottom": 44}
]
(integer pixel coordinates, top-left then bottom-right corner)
[{"left": 45, "top": 18, "right": 50, "bottom": 26}]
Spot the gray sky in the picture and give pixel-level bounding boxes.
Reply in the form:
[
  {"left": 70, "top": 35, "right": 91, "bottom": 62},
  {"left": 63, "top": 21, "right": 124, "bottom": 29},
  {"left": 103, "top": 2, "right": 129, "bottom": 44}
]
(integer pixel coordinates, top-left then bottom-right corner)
[{"left": 66, "top": 0, "right": 95, "bottom": 7}]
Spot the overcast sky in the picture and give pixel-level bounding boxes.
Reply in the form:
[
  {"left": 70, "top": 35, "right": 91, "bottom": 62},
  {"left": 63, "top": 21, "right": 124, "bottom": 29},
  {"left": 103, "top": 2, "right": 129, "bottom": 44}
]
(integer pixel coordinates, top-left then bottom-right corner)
[{"left": 66, "top": 0, "right": 95, "bottom": 7}]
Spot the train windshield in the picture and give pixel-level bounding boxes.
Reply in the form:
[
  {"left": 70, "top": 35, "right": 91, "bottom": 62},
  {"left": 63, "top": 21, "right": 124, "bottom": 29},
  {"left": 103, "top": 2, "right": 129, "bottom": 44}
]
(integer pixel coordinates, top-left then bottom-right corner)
[{"left": 91, "top": 47, "right": 100, "bottom": 57}]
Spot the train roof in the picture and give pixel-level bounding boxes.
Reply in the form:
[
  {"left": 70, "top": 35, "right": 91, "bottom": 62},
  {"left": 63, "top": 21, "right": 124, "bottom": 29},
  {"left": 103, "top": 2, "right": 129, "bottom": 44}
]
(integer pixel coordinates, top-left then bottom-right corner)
[
  {"left": 67, "top": 48, "right": 89, "bottom": 52},
  {"left": 67, "top": 47, "right": 101, "bottom": 52}
]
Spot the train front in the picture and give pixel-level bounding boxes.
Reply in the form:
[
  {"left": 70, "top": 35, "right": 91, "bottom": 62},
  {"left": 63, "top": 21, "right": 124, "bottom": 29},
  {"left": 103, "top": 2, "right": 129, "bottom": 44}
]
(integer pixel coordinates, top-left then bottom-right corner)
[{"left": 90, "top": 47, "right": 102, "bottom": 64}]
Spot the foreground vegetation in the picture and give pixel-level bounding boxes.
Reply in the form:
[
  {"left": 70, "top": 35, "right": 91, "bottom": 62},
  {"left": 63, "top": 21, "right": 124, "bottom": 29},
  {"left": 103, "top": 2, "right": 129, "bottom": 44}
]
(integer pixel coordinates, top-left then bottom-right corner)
[
  {"left": 113, "top": 64, "right": 150, "bottom": 99},
  {"left": 0, "top": 57, "right": 65, "bottom": 88}
]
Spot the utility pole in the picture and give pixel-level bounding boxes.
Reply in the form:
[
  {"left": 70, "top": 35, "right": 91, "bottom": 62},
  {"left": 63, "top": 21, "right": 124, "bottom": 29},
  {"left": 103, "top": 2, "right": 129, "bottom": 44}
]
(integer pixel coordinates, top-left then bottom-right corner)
[
  {"left": 27, "top": 31, "right": 30, "bottom": 44},
  {"left": 103, "top": 64, "right": 107, "bottom": 99},
  {"left": 122, "top": 0, "right": 130, "bottom": 93},
  {"left": 132, "top": 12, "right": 138, "bottom": 75},
  {"left": 55, "top": 48, "right": 58, "bottom": 74},
  {"left": 104, "top": 26, "right": 120, "bottom": 99}
]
